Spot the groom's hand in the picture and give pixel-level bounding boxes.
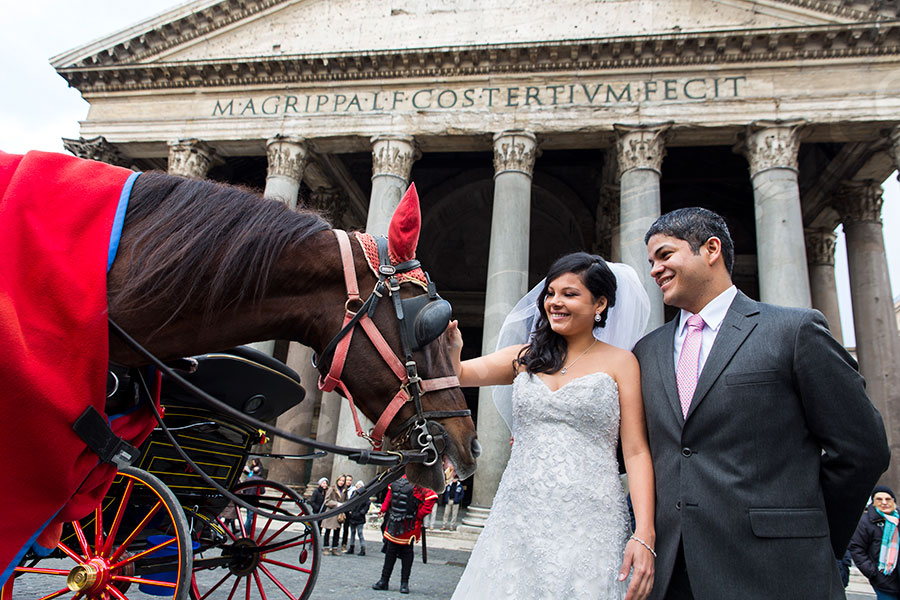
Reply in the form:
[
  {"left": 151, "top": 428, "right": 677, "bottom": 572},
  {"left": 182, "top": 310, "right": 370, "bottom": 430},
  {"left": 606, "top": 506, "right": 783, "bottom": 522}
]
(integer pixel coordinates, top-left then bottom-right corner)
[{"left": 620, "top": 537, "right": 654, "bottom": 600}]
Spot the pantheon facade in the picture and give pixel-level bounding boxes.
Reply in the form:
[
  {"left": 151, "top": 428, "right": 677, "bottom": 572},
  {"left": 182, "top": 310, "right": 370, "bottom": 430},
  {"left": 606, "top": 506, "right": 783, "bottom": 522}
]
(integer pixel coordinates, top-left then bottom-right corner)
[{"left": 55, "top": 0, "right": 900, "bottom": 523}]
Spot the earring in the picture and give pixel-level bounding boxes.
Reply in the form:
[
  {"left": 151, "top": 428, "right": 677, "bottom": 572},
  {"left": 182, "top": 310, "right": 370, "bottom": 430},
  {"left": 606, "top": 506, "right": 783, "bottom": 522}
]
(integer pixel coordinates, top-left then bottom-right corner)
[{"left": 594, "top": 312, "right": 601, "bottom": 322}]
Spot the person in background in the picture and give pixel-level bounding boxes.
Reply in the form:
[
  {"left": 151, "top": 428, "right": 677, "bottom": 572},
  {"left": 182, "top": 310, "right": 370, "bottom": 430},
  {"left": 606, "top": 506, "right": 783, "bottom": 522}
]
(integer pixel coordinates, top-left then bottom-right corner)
[
  {"left": 372, "top": 475, "right": 437, "bottom": 594},
  {"left": 340, "top": 474, "right": 354, "bottom": 552},
  {"left": 347, "top": 480, "right": 370, "bottom": 556},
  {"left": 849, "top": 486, "right": 900, "bottom": 600},
  {"left": 321, "top": 475, "right": 346, "bottom": 555},
  {"left": 441, "top": 475, "right": 465, "bottom": 531},
  {"left": 309, "top": 477, "right": 329, "bottom": 514}
]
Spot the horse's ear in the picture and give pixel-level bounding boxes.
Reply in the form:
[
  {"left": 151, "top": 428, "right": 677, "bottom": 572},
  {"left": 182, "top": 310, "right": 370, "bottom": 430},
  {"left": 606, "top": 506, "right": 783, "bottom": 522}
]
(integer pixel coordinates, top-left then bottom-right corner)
[{"left": 388, "top": 182, "right": 420, "bottom": 263}]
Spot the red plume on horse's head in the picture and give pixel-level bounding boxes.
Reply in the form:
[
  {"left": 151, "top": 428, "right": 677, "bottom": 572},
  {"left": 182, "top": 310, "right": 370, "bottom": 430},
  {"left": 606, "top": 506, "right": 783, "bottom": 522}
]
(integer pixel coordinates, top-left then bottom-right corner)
[{"left": 388, "top": 183, "right": 420, "bottom": 263}]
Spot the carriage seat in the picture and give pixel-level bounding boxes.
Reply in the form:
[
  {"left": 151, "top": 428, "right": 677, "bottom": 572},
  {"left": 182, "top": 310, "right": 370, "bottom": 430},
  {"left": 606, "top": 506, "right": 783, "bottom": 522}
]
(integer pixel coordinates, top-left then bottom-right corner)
[{"left": 160, "top": 346, "right": 306, "bottom": 423}]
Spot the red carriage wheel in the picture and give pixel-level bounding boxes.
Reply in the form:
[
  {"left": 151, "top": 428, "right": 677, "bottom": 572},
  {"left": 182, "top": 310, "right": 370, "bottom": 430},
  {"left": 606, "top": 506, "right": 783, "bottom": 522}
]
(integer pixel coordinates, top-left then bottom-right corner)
[
  {"left": 189, "top": 479, "right": 320, "bottom": 600},
  {"left": 1, "top": 466, "right": 193, "bottom": 600}
]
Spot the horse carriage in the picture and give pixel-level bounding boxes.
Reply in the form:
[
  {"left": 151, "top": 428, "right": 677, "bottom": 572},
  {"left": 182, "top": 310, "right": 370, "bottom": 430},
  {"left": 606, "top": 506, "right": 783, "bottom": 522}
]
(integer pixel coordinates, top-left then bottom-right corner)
[
  {"left": 0, "top": 151, "right": 480, "bottom": 599},
  {"left": 4, "top": 346, "right": 322, "bottom": 600}
]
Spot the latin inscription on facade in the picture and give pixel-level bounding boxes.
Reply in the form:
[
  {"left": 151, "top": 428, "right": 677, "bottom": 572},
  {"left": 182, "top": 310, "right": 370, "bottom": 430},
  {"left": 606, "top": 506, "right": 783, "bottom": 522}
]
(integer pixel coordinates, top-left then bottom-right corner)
[{"left": 211, "top": 76, "right": 746, "bottom": 117}]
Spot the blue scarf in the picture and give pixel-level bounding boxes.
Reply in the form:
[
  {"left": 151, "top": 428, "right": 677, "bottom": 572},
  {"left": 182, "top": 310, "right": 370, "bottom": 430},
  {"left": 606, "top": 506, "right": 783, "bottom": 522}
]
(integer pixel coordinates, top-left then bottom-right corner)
[{"left": 876, "top": 508, "right": 899, "bottom": 575}]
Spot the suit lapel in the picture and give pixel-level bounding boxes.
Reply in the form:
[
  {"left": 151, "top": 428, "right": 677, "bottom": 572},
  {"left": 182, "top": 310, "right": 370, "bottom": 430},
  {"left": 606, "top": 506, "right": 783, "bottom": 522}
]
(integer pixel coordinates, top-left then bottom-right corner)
[
  {"left": 655, "top": 318, "right": 683, "bottom": 424},
  {"left": 684, "top": 292, "right": 760, "bottom": 421}
]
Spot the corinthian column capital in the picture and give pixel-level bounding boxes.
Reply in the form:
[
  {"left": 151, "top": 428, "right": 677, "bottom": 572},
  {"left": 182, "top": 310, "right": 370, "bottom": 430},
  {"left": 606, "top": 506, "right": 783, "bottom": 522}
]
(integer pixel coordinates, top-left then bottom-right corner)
[
  {"left": 167, "top": 139, "right": 215, "bottom": 178},
  {"left": 266, "top": 135, "right": 309, "bottom": 181},
  {"left": 890, "top": 127, "right": 900, "bottom": 178},
  {"left": 739, "top": 120, "right": 805, "bottom": 177},
  {"left": 492, "top": 130, "right": 538, "bottom": 177},
  {"left": 614, "top": 123, "right": 670, "bottom": 177},
  {"left": 371, "top": 135, "right": 420, "bottom": 181},
  {"left": 833, "top": 180, "right": 885, "bottom": 225},
  {"left": 62, "top": 136, "right": 130, "bottom": 168},
  {"left": 804, "top": 228, "right": 838, "bottom": 267}
]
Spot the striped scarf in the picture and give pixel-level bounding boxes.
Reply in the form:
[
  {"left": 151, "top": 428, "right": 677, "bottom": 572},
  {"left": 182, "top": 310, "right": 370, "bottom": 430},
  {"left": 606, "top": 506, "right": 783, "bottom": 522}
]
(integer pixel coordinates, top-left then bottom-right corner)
[{"left": 876, "top": 508, "right": 900, "bottom": 575}]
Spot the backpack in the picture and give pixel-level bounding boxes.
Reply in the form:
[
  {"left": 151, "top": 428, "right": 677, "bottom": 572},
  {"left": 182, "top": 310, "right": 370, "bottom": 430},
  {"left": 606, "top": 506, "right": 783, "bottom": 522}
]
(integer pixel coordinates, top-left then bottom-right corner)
[{"left": 386, "top": 478, "right": 420, "bottom": 537}]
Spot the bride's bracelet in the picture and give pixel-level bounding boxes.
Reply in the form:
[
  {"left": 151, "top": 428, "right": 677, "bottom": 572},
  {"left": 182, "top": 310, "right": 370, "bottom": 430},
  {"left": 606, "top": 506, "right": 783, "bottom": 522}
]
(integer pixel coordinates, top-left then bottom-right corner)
[{"left": 629, "top": 535, "right": 657, "bottom": 558}]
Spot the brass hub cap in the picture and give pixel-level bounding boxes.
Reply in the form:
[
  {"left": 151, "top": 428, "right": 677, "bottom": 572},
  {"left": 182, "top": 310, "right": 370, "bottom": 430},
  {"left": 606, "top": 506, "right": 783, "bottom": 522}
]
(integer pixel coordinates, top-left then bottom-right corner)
[{"left": 67, "top": 563, "right": 100, "bottom": 592}]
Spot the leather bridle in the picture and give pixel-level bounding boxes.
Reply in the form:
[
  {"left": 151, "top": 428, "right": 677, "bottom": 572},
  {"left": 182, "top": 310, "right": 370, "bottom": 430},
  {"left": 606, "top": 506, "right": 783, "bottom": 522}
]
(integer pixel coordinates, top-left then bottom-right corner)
[{"left": 312, "top": 229, "right": 470, "bottom": 465}]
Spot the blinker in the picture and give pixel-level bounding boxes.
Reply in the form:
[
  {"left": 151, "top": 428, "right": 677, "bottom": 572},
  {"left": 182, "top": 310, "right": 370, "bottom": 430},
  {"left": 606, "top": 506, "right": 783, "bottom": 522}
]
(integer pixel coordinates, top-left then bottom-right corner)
[{"left": 401, "top": 293, "right": 452, "bottom": 351}]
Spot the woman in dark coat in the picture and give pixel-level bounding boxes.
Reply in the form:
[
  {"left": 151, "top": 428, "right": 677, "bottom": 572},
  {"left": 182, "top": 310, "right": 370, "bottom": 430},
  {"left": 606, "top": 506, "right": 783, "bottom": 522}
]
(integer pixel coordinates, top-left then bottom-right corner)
[
  {"left": 309, "top": 477, "right": 329, "bottom": 514},
  {"left": 347, "top": 480, "right": 370, "bottom": 555},
  {"left": 849, "top": 485, "right": 900, "bottom": 599}
]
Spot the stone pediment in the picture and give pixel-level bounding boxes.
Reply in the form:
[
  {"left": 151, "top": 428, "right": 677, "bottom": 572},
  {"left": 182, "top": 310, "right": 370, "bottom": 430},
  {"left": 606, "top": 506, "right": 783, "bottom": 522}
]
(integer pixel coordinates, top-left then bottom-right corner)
[{"left": 52, "top": 0, "right": 900, "bottom": 91}]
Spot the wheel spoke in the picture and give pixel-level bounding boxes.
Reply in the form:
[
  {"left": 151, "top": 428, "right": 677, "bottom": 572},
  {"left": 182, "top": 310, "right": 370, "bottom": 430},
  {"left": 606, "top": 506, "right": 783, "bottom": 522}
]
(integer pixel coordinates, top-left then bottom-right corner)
[
  {"left": 259, "top": 563, "right": 301, "bottom": 599},
  {"left": 260, "top": 558, "right": 312, "bottom": 575},
  {"left": 214, "top": 515, "right": 240, "bottom": 543},
  {"left": 12, "top": 567, "right": 71, "bottom": 576},
  {"left": 260, "top": 537, "right": 314, "bottom": 554},
  {"left": 258, "top": 520, "right": 292, "bottom": 548},
  {"left": 251, "top": 568, "right": 268, "bottom": 600},
  {"left": 197, "top": 571, "right": 232, "bottom": 600},
  {"left": 94, "top": 506, "right": 104, "bottom": 553},
  {"left": 225, "top": 574, "right": 242, "bottom": 600},
  {"left": 71, "top": 521, "right": 93, "bottom": 559},
  {"left": 109, "top": 500, "right": 162, "bottom": 562},
  {"left": 112, "top": 574, "right": 176, "bottom": 588},
  {"left": 255, "top": 494, "right": 286, "bottom": 542},
  {"left": 57, "top": 542, "right": 87, "bottom": 564},
  {"left": 35, "top": 588, "right": 71, "bottom": 600},
  {"left": 105, "top": 584, "right": 128, "bottom": 600},
  {"left": 110, "top": 535, "right": 174, "bottom": 570},
  {"left": 103, "top": 479, "right": 135, "bottom": 557}
]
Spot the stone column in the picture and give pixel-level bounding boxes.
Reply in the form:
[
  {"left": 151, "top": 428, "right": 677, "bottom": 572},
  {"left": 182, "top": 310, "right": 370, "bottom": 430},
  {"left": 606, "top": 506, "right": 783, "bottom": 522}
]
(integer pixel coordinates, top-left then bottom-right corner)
[
  {"left": 834, "top": 180, "right": 900, "bottom": 487},
  {"left": 740, "top": 121, "right": 811, "bottom": 308},
  {"left": 463, "top": 130, "right": 537, "bottom": 530},
  {"left": 804, "top": 228, "right": 843, "bottom": 344},
  {"left": 614, "top": 124, "right": 668, "bottom": 329},
  {"left": 267, "top": 343, "right": 321, "bottom": 490},
  {"left": 306, "top": 391, "right": 342, "bottom": 490},
  {"left": 264, "top": 135, "right": 309, "bottom": 210},
  {"left": 167, "top": 139, "right": 214, "bottom": 178},
  {"left": 367, "top": 135, "right": 420, "bottom": 237}
]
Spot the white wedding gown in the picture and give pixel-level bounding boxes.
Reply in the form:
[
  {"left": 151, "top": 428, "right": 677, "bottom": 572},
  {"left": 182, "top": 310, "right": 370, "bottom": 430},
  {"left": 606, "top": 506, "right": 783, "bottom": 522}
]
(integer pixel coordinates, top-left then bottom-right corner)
[{"left": 452, "top": 371, "right": 629, "bottom": 599}]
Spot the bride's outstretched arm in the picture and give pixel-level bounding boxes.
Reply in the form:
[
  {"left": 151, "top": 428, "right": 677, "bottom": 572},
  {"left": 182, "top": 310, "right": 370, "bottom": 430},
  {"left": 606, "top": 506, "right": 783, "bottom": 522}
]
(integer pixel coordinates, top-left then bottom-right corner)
[
  {"left": 445, "top": 320, "right": 523, "bottom": 387},
  {"left": 616, "top": 352, "right": 655, "bottom": 600}
]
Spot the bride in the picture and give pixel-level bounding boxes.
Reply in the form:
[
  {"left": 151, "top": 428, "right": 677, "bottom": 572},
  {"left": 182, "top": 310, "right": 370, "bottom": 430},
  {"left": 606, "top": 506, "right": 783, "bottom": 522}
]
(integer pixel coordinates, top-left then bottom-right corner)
[{"left": 448, "top": 252, "right": 655, "bottom": 600}]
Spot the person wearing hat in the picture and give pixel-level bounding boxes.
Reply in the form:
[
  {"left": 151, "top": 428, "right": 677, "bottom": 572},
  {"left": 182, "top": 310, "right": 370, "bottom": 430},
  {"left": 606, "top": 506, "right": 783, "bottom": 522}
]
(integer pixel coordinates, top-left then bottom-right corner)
[
  {"left": 309, "top": 477, "right": 329, "bottom": 514},
  {"left": 849, "top": 486, "right": 900, "bottom": 599}
]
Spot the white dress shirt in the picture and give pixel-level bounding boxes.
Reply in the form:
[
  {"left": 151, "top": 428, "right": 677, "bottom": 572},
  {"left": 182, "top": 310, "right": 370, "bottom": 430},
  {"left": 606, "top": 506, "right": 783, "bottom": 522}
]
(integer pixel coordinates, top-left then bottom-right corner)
[{"left": 673, "top": 285, "right": 738, "bottom": 375}]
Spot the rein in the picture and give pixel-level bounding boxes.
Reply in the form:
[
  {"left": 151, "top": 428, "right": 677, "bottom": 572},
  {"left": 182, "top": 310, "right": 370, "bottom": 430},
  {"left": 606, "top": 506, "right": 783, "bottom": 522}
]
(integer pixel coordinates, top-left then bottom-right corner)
[{"left": 312, "top": 230, "right": 470, "bottom": 464}]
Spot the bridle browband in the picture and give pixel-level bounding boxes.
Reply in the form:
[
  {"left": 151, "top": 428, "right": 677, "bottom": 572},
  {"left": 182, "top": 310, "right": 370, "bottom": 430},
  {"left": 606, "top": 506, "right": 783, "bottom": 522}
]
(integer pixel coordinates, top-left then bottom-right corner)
[{"left": 312, "top": 229, "right": 471, "bottom": 465}]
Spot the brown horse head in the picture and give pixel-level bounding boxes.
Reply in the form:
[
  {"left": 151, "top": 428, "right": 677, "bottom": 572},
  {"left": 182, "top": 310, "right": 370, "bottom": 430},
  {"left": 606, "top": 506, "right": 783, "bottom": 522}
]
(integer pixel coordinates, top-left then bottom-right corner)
[
  {"left": 313, "top": 184, "right": 479, "bottom": 491},
  {"left": 107, "top": 173, "right": 478, "bottom": 492}
]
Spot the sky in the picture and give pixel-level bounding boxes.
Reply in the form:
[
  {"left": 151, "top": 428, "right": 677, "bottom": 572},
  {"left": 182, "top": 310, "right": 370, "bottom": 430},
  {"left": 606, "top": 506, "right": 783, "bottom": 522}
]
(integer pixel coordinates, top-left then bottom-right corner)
[{"left": 1, "top": 0, "right": 898, "bottom": 347}]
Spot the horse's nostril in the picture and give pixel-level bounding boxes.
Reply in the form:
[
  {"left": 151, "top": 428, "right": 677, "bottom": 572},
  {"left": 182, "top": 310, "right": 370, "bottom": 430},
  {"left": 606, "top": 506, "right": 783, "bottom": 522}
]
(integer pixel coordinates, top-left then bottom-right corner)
[{"left": 471, "top": 438, "right": 482, "bottom": 459}]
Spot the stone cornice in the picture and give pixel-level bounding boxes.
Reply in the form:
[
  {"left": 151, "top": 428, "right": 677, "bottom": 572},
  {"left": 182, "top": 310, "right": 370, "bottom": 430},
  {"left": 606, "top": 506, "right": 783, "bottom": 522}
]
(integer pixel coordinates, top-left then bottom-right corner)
[{"left": 56, "top": 20, "right": 900, "bottom": 93}]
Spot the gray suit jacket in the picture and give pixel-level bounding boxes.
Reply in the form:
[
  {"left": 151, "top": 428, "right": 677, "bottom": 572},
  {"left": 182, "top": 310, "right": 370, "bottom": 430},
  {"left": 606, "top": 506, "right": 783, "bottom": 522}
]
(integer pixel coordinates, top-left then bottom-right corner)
[{"left": 633, "top": 292, "right": 890, "bottom": 600}]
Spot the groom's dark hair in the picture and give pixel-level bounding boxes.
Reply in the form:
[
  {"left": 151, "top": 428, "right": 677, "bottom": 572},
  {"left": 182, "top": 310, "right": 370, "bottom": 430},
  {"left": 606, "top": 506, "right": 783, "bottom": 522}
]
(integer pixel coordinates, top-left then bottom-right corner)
[{"left": 645, "top": 207, "right": 735, "bottom": 275}]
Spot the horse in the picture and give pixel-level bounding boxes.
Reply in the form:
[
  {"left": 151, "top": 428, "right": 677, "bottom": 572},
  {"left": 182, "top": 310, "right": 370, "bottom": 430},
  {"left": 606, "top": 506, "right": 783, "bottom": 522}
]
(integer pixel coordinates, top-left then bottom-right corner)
[
  {"left": 0, "top": 150, "right": 478, "bottom": 586},
  {"left": 105, "top": 171, "right": 479, "bottom": 491}
]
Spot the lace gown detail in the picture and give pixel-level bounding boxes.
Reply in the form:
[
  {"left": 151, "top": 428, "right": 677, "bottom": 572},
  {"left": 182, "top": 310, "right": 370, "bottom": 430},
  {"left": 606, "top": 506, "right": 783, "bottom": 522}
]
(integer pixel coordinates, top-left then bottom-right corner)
[{"left": 452, "top": 371, "right": 629, "bottom": 599}]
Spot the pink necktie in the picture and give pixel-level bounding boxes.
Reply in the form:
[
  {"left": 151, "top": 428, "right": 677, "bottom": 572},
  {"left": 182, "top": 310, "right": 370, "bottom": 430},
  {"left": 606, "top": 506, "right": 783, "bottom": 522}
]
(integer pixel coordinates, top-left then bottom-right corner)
[{"left": 677, "top": 314, "right": 705, "bottom": 419}]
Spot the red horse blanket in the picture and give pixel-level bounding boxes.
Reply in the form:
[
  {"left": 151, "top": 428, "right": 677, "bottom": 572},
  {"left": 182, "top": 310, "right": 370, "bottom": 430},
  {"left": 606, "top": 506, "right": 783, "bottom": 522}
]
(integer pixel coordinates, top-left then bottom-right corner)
[{"left": 0, "top": 151, "right": 156, "bottom": 586}]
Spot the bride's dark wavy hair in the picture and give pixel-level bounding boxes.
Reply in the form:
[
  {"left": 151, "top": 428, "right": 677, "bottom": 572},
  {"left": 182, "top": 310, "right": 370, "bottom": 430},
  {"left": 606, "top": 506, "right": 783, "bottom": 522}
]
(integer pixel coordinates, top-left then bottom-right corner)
[{"left": 517, "top": 252, "right": 617, "bottom": 375}]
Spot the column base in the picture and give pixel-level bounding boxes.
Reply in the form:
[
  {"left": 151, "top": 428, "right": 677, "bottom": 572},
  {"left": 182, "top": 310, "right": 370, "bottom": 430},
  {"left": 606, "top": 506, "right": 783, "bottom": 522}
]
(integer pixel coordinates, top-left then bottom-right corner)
[{"left": 457, "top": 505, "right": 491, "bottom": 534}]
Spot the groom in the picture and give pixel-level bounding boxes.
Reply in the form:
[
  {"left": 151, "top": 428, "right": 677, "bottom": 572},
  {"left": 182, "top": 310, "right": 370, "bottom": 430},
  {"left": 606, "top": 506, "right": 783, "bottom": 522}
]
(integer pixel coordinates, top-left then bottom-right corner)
[{"left": 632, "top": 207, "right": 890, "bottom": 600}]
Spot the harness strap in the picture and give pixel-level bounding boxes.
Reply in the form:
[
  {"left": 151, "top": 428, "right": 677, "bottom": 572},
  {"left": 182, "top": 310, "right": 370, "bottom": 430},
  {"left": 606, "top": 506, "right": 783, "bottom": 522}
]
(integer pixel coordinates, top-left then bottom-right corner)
[
  {"left": 370, "top": 375, "right": 461, "bottom": 448},
  {"left": 335, "top": 229, "right": 360, "bottom": 303}
]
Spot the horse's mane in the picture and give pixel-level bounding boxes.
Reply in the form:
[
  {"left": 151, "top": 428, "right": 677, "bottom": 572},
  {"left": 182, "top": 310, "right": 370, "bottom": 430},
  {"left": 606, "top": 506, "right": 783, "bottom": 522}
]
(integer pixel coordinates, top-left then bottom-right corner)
[{"left": 109, "top": 171, "right": 331, "bottom": 324}]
